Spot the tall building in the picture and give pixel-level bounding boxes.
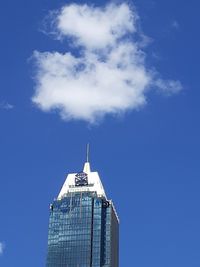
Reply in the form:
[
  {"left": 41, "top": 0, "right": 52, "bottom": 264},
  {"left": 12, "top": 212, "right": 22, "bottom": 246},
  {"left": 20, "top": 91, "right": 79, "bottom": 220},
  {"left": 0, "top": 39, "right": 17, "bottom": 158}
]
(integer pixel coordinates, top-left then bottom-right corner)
[{"left": 46, "top": 158, "right": 119, "bottom": 267}]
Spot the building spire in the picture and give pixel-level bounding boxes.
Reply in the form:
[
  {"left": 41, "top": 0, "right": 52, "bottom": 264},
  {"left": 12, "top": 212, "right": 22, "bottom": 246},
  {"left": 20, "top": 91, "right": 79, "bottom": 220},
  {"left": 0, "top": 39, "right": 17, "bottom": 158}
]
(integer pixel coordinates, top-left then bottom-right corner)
[
  {"left": 86, "top": 143, "right": 90, "bottom": 162},
  {"left": 83, "top": 143, "right": 91, "bottom": 173}
]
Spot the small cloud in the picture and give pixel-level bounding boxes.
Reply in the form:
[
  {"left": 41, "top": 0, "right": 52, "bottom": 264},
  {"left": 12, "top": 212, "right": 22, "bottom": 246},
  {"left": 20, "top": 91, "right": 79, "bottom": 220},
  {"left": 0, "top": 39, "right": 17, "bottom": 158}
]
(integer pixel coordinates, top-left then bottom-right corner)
[
  {"left": 32, "top": 3, "right": 182, "bottom": 123},
  {"left": 155, "top": 79, "right": 183, "bottom": 95},
  {"left": 0, "top": 101, "right": 14, "bottom": 110},
  {"left": 171, "top": 20, "right": 179, "bottom": 30},
  {"left": 0, "top": 242, "right": 5, "bottom": 255}
]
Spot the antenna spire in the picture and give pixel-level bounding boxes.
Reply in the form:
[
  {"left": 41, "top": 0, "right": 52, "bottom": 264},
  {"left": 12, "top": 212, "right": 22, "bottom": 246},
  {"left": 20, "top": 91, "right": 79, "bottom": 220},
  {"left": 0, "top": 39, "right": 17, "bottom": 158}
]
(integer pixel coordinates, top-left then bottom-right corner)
[
  {"left": 83, "top": 143, "right": 91, "bottom": 173},
  {"left": 86, "top": 143, "right": 90, "bottom": 162}
]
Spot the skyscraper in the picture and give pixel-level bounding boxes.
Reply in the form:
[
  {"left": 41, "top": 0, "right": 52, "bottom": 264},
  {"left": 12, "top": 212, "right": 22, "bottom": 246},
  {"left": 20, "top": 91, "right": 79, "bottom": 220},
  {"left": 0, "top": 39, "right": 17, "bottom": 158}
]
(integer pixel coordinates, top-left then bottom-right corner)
[{"left": 46, "top": 157, "right": 119, "bottom": 267}]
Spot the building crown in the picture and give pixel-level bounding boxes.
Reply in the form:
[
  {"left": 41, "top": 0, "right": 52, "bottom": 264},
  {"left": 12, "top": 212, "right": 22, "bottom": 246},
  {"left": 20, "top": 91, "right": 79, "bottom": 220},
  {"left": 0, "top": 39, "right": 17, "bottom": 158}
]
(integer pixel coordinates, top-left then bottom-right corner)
[{"left": 57, "top": 147, "right": 106, "bottom": 200}]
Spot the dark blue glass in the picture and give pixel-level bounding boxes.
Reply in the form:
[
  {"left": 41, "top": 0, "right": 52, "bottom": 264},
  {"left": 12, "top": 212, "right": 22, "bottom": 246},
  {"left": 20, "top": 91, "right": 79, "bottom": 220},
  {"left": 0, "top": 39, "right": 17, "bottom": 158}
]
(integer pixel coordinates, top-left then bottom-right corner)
[{"left": 46, "top": 192, "right": 119, "bottom": 267}]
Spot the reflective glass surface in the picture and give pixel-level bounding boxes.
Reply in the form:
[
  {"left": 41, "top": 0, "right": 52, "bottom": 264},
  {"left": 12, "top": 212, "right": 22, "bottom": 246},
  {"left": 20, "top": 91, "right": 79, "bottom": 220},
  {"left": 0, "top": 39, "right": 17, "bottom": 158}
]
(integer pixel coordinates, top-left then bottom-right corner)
[{"left": 46, "top": 192, "right": 118, "bottom": 267}]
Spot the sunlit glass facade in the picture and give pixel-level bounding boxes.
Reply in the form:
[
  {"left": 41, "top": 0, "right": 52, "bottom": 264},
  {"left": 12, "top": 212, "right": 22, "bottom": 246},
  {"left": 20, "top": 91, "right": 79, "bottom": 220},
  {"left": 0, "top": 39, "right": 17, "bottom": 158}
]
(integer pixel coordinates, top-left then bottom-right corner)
[{"left": 46, "top": 163, "right": 119, "bottom": 267}]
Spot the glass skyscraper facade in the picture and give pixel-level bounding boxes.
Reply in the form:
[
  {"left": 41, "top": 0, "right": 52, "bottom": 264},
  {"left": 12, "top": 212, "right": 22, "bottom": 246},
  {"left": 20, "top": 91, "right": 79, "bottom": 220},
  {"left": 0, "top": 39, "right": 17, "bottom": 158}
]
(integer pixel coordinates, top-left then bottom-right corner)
[{"left": 46, "top": 161, "right": 119, "bottom": 267}]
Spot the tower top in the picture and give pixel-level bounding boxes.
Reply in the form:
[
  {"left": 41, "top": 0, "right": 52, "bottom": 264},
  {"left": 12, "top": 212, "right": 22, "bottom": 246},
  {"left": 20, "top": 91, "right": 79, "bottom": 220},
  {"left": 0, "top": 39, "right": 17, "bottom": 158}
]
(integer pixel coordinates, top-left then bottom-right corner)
[{"left": 57, "top": 146, "right": 106, "bottom": 199}]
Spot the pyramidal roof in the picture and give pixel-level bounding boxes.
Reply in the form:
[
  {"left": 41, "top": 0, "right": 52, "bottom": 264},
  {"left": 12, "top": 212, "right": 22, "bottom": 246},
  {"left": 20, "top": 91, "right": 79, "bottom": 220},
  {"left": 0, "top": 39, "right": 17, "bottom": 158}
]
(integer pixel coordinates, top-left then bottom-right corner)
[{"left": 57, "top": 161, "right": 107, "bottom": 200}]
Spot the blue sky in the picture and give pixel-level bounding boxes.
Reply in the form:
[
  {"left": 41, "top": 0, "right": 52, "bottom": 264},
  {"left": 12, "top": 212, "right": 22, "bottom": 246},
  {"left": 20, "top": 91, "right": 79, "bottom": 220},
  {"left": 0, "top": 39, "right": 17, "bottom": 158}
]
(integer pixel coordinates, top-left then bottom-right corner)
[{"left": 0, "top": 0, "right": 200, "bottom": 266}]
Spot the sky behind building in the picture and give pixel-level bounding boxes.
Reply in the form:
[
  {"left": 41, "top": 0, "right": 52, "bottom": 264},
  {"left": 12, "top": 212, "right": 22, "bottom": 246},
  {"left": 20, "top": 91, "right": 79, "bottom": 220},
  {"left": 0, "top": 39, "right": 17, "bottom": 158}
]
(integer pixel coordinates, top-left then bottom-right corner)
[{"left": 0, "top": 0, "right": 200, "bottom": 266}]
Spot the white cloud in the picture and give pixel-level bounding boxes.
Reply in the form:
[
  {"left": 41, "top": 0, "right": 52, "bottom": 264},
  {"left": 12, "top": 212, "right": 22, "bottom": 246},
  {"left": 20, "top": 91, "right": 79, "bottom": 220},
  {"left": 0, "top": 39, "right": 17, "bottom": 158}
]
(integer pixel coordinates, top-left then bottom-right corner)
[
  {"left": 56, "top": 3, "right": 136, "bottom": 50},
  {"left": 0, "top": 101, "right": 14, "bottom": 110},
  {"left": 0, "top": 242, "right": 5, "bottom": 255},
  {"left": 32, "top": 3, "right": 182, "bottom": 123}
]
